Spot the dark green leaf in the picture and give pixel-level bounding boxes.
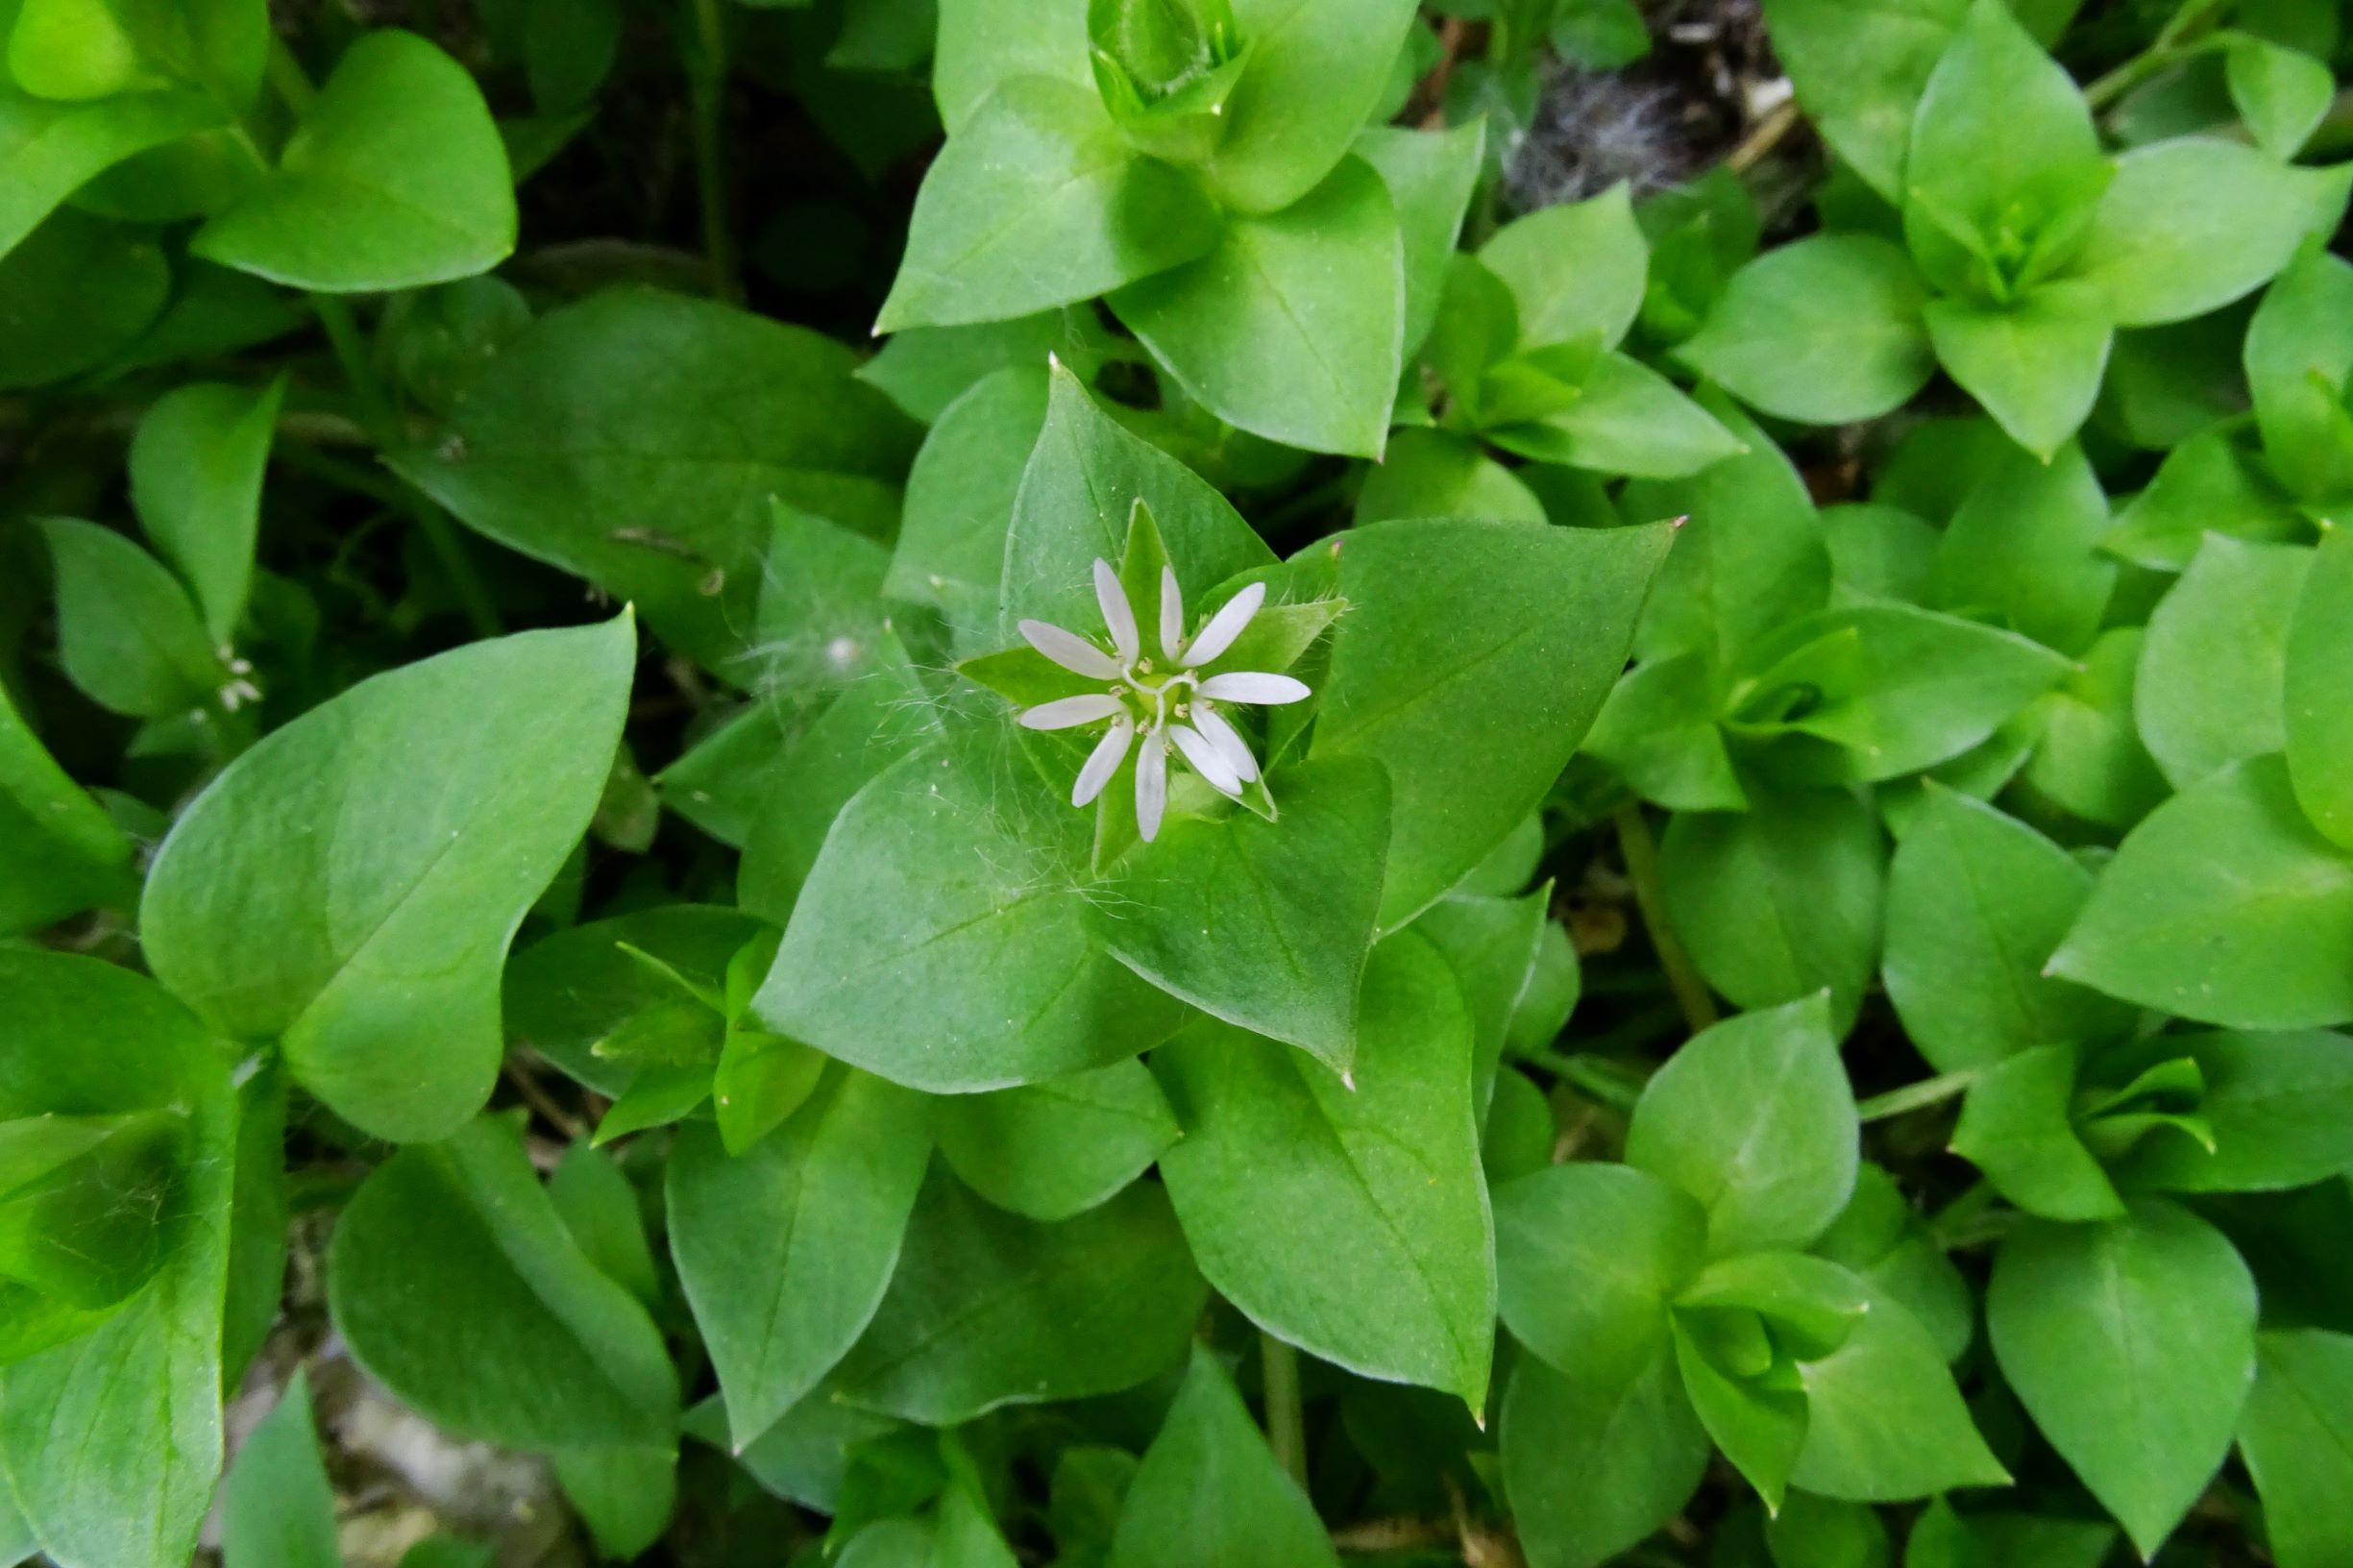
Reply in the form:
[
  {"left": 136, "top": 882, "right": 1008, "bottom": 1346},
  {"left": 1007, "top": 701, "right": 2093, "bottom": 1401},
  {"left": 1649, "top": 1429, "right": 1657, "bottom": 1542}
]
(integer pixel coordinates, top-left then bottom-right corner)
[
  {"left": 1156, "top": 932, "right": 1493, "bottom": 1407},
  {"left": 1989, "top": 1198, "right": 2257, "bottom": 1557},
  {"left": 144, "top": 618, "right": 635, "bottom": 1140},
  {"left": 835, "top": 1171, "right": 1206, "bottom": 1423},
  {"left": 1624, "top": 994, "right": 1858, "bottom": 1255}
]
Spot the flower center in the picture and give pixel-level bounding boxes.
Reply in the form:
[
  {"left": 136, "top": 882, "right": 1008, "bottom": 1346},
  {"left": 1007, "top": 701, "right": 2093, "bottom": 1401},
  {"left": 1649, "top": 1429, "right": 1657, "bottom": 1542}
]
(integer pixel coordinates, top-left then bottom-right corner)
[{"left": 1115, "top": 662, "right": 1198, "bottom": 729}]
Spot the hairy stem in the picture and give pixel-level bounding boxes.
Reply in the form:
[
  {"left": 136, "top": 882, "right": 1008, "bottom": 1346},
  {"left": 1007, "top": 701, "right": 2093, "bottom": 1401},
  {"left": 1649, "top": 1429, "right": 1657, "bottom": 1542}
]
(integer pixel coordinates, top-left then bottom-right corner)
[
  {"left": 1856, "top": 1069, "right": 1978, "bottom": 1123},
  {"left": 1615, "top": 802, "right": 1718, "bottom": 1035},
  {"left": 1261, "top": 1332, "right": 1308, "bottom": 1489},
  {"left": 685, "top": 0, "right": 743, "bottom": 304}
]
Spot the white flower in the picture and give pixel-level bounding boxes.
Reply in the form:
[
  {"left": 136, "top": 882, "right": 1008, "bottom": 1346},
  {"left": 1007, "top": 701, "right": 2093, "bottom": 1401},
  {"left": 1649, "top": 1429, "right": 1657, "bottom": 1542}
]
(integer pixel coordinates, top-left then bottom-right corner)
[{"left": 1015, "top": 558, "right": 1309, "bottom": 841}]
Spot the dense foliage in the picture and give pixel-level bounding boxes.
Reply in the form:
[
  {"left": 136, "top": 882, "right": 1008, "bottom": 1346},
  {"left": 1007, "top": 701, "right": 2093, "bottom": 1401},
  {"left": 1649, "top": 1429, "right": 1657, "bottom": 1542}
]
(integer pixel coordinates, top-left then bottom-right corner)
[{"left": 4, "top": 0, "right": 2353, "bottom": 1564}]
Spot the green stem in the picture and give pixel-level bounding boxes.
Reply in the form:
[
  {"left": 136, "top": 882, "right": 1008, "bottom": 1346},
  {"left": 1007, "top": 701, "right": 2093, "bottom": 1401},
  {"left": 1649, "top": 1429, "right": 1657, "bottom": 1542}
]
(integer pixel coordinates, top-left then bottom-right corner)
[
  {"left": 1261, "top": 1333, "right": 1307, "bottom": 1489},
  {"left": 685, "top": 0, "right": 742, "bottom": 304},
  {"left": 1856, "top": 1069, "right": 1978, "bottom": 1124},
  {"left": 274, "top": 440, "right": 413, "bottom": 509},
  {"left": 1523, "top": 1046, "right": 1645, "bottom": 1113},
  {"left": 1615, "top": 802, "right": 1718, "bottom": 1035},
  {"left": 311, "top": 294, "right": 504, "bottom": 638},
  {"left": 2082, "top": 0, "right": 2231, "bottom": 110}
]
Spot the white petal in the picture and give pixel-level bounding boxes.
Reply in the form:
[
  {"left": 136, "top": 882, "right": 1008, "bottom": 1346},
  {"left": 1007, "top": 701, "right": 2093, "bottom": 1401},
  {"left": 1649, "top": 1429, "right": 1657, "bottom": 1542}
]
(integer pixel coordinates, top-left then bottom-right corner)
[
  {"left": 1168, "top": 723, "right": 1242, "bottom": 796},
  {"left": 1199, "top": 670, "right": 1310, "bottom": 705},
  {"left": 1159, "top": 566, "right": 1186, "bottom": 662},
  {"left": 1020, "top": 619, "right": 1122, "bottom": 678},
  {"left": 1181, "top": 580, "right": 1266, "bottom": 668},
  {"left": 1192, "top": 702, "right": 1260, "bottom": 783},
  {"left": 1135, "top": 727, "right": 1169, "bottom": 842},
  {"left": 1018, "top": 693, "right": 1125, "bottom": 730},
  {"left": 1093, "top": 558, "right": 1140, "bottom": 664},
  {"left": 1073, "top": 714, "right": 1134, "bottom": 805}
]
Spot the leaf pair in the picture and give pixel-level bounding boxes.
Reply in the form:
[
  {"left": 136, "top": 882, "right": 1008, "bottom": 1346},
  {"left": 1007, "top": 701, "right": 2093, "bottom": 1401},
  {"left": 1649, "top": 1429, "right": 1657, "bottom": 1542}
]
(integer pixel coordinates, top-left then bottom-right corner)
[{"left": 1496, "top": 998, "right": 2003, "bottom": 1567}]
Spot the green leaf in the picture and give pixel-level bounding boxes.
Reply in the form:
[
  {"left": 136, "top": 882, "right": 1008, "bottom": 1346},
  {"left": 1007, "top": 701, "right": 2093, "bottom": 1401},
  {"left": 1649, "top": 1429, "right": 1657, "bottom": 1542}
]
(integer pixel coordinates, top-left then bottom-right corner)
[
  {"left": 1680, "top": 235, "right": 1933, "bottom": 424},
  {"left": 1494, "top": 1162, "right": 1704, "bottom": 1387},
  {"left": 1000, "top": 363, "right": 1275, "bottom": 640},
  {"left": 547, "top": 1142, "right": 658, "bottom": 1307},
  {"left": 1492, "top": 351, "right": 1744, "bottom": 479},
  {"left": 192, "top": 31, "right": 516, "bottom": 291},
  {"left": 2239, "top": 1329, "right": 2353, "bottom": 1568},
  {"left": 1500, "top": 1351, "right": 1708, "bottom": 1568},
  {"left": 1354, "top": 120, "right": 1483, "bottom": 358},
  {"left": 2066, "top": 139, "right": 2351, "bottom": 329},
  {"left": 1313, "top": 516, "right": 1674, "bottom": 927},
  {"left": 143, "top": 617, "right": 635, "bottom": 1141},
  {"left": 1586, "top": 654, "right": 1750, "bottom": 812},
  {"left": 329, "top": 1115, "right": 678, "bottom": 1450},
  {"left": 2136, "top": 534, "right": 2311, "bottom": 791},
  {"left": 1903, "top": 0, "right": 2104, "bottom": 276},
  {"left": 1625, "top": 994, "right": 1858, "bottom": 1256},
  {"left": 551, "top": 1444, "right": 674, "bottom": 1562},
  {"left": 1988, "top": 1198, "right": 2257, "bottom": 1557},
  {"left": 1672, "top": 1312, "right": 1807, "bottom": 1509},
  {"left": 219, "top": 1063, "right": 288, "bottom": 1395},
  {"left": 37, "top": 518, "right": 222, "bottom": 720},
  {"left": 2245, "top": 245, "right": 2353, "bottom": 505},
  {"left": 937, "top": 1059, "right": 1178, "bottom": 1221},
  {"left": 1105, "top": 1345, "right": 1338, "bottom": 1568},
  {"left": 0, "top": 208, "right": 168, "bottom": 390},
  {"left": 1352, "top": 427, "right": 1545, "bottom": 527},
  {"left": 0, "top": 678, "right": 130, "bottom": 933},
  {"left": 1198, "top": 0, "right": 1417, "bottom": 214},
  {"left": 1787, "top": 1279, "right": 2009, "bottom": 1501},
  {"left": 1923, "top": 283, "right": 2112, "bottom": 459},
  {"left": 2285, "top": 527, "right": 2353, "bottom": 849},
  {"left": 2225, "top": 36, "right": 2333, "bottom": 158},
  {"left": 221, "top": 1372, "right": 339, "bottom": 1568},
  {"left": 1811, "top": 1164, "right": 1973, "bottom": 1364},
  {"left": 1765, "top": 1494, "right": 1886, "bottom": 1568},
  {"left": 737, "top": 643, "right": 936, "bottom": 922},
  {"left": 1114, "top": 155, "right": 1402, "bottom": 458},
  {"left": 2052, "top": 757, "right": 2353, "bottom": 1029},
  {"left": 1659, "top": 791, "right": 1885, "bottom": 1030},
  {"left": 1481, "top": 183, "right": 1649, "bottom": 352},
  {"left": 668, "top": 1068, "right": 932, "bottom": 1448},
  {"left": 1156, "top": 932, "right": 1493, "bottom": 1407},
  {"left": 1882, "top": 787, "right": 2134, "bottom": 1073},
  {"left": 1736, "top": 603, "right": 2071, "bottom": 783},
  {"left": 1628, "top": 395, "right": 1828, "bottom": 675},
  {"left": 0, "top": 86, "right": 219, "bottom": 259},
  {"left": 890, "top": 364, "right": 1049, "bottom": 649},
  {"left": 686, "top": 1393, "right": 893, "bottom": 1515},
  {"left": 876, "top": 77, "right": 1219, "bottom": 331},
  {"left": 0, "top": 952, "right": 234, "bottom": 1568},
  {"left": 859, "top": 311, "right": 1090, "bottom": 423},
  {"left": 752, "top": 738, "right": 1188, "bottom": 1092},
  {"left": 2111, "top": 1030, "right": 2353, "bottom": 1194},
  {"left": 834, "top": 1172, "right": 1206, "bottom": 1424},
  {"left": 1106, "top": 757, "right": 1389, "bottom": 1071},
  {"left": 504, "top": 905, "right": 766, "bottom": 1096},
  {"left": 1756, "top": 0, "right": 1963, "bottom": 201},
  {"left": 2016, "top": 627, "right": 2169, "bottom": 831},
  {"left": 390, "top": 289, "right": 916, "bottom": 671},
  {"left": 1415, "top": 884, "right": 1548, "bottom": 1110},
  {"left": 1931, "top": 438, "right": 2112, "bottom": 653},
  {"left": 128, "top": 378, "right": 283, "bottom": 644},
  {"left": 1949, "top": 1044, "right": 2123, "bottom": 1220},
  {"left": 932, "top": 0, "right": 1088, "bottom": 132}
]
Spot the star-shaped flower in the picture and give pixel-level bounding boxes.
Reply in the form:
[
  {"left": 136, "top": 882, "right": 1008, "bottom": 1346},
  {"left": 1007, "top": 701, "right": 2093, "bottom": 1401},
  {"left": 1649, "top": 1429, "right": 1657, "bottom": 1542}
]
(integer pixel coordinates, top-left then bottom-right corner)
[{"left": 1015, "top": 558, "right": 1308, "bottom": 841}]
